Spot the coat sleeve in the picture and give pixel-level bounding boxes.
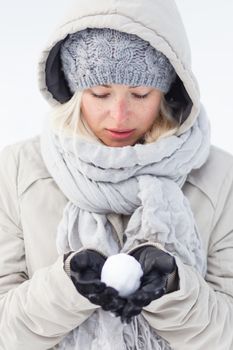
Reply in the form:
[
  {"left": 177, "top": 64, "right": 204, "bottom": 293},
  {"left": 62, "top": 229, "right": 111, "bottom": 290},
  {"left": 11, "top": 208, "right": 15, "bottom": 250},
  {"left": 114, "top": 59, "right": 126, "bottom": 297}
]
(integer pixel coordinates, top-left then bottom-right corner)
[
  {"left": 142, "top": 166, "right": 233, "bottom": 350},
  {"left": 0, "top": 145, "right": 98, "bottom": 350}
]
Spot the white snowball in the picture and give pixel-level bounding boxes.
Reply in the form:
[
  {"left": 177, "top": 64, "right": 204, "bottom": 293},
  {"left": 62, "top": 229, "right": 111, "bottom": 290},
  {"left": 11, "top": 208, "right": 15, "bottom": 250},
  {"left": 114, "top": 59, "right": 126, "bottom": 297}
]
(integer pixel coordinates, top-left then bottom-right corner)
[{"left": 101, "top": 253, "right": 143, "bottom": 297}]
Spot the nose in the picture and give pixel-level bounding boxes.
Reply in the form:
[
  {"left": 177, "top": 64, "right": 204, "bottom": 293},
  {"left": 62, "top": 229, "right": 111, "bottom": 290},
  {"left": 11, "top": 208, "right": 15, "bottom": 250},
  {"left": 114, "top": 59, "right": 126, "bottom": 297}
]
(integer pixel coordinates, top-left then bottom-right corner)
[{"left": 110, "top": 97, "right": 129, "bottom": 122}]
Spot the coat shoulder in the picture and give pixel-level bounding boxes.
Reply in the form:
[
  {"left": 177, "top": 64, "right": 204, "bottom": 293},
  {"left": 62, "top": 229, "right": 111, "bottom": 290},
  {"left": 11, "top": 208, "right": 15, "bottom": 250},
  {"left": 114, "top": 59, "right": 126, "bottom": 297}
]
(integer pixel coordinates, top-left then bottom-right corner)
[
  {"left": 187, "top": 145, "right": 233, "bottom": 208},
  {"left": 0, "top": 136, "right": 50, "bottom": 196}
]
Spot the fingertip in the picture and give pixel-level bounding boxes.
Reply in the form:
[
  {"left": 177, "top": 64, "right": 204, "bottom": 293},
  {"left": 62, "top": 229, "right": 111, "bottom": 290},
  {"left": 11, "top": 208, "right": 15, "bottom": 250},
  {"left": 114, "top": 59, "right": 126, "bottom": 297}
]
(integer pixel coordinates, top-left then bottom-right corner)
[
  {"left": 121, "top": 316, "right": 130, "bottom": 325},
  {"left": 124, "top": 316, "right": 133, "bottom": 325},
  {"left": 154, "top": 287, "right": 165, "bottom": 299},
  {"left": 105, "top": 286, "right": 119, "bottom": 296}
]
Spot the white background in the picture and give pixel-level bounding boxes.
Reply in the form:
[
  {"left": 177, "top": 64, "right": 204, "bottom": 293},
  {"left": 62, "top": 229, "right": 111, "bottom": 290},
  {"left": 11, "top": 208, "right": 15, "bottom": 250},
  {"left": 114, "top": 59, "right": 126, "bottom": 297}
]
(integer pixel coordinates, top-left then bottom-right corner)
[{"left": 0, "top": 0, "right": 233, "bottom": 153}]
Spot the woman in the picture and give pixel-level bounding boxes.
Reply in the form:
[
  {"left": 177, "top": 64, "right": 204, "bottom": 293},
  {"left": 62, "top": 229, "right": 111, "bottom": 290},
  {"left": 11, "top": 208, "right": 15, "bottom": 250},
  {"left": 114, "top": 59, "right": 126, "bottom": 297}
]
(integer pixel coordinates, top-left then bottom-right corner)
[{"left": 0, "top": 0, "right": 233, "bottom": 349}]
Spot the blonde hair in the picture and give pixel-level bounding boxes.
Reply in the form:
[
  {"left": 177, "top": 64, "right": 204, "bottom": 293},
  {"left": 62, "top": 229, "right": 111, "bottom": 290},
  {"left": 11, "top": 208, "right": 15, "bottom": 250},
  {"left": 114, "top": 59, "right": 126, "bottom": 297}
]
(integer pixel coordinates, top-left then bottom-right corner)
[
  {"left": 49, "top": 90, "right": 180, "bottom": 144},
  {"left": 144, "top": 95, "right": 179, "bottom": 143}
]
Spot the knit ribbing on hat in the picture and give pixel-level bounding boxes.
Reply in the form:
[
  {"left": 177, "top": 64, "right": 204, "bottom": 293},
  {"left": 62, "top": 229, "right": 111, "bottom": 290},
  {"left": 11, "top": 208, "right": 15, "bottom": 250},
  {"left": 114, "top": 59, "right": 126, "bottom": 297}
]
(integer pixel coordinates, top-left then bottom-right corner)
[{"left": 60, "top": 28, "right": 176, "bottom": 93}]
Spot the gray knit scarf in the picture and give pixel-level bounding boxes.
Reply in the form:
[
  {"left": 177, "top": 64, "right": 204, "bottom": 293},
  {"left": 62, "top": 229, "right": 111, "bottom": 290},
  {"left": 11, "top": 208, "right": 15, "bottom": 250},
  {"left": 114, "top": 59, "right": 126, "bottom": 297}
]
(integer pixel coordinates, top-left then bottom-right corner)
[{"left": 40, "top": 105, "right": 210, "bottom": 350}]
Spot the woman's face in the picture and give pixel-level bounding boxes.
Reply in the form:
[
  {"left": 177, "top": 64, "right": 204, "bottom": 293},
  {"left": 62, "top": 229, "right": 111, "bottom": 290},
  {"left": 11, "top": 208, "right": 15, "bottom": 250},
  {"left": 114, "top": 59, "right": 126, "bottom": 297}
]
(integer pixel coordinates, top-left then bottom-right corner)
[{"left": 81, "top": 84, "right": 163, "bottom": 147}]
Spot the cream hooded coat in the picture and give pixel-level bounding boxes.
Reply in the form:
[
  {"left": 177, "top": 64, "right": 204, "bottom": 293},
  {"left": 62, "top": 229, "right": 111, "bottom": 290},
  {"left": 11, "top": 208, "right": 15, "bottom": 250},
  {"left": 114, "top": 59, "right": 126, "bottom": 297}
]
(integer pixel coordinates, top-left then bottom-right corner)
[{"left": 1, "top": 1, "right": 233, "bottom": 349}]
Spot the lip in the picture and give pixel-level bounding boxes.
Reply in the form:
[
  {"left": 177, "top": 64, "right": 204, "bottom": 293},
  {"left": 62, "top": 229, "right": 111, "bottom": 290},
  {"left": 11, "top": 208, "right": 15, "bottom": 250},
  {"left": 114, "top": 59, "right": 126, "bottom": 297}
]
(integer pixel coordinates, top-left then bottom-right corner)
[{"left": 106, "top": 128, "right": 135, "bottom": 139}]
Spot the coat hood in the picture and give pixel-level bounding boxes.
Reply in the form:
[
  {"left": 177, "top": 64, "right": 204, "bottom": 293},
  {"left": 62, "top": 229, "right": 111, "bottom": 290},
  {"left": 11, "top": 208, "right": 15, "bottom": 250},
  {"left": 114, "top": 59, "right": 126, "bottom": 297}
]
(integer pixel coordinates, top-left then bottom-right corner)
[{"left": 38, "top": 0, "right": 201, "bottom": 135}]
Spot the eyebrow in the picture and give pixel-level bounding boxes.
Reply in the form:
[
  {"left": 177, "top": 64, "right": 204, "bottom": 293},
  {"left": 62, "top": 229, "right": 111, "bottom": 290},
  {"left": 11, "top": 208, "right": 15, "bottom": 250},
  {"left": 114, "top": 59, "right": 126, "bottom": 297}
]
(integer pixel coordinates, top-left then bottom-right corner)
[{"left": 101, "top": 85, "right": 140, "bottom": 88}]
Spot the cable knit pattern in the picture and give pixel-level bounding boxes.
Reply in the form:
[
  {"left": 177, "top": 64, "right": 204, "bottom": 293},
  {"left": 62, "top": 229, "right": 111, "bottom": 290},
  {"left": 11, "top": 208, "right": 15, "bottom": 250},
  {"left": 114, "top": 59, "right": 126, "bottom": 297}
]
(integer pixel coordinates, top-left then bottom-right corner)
[{"left": 60, "top": 28, "right": 176, "bottom": 92}]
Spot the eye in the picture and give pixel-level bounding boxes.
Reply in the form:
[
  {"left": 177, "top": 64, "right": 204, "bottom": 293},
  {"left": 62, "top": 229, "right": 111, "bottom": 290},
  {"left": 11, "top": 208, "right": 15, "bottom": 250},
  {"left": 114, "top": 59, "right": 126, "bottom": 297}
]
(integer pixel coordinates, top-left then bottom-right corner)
[
  {"left": 91, "top": 93, "right": 110, "bottom": 99},
  {"left": 132, "top": 93, "right": 149, "bottom": 99}
]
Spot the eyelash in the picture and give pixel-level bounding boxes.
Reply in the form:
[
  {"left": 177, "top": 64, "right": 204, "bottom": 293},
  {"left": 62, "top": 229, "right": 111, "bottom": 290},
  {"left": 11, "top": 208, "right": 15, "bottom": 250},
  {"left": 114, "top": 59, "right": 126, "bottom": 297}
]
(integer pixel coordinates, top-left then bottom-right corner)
[
  {"left": 91, "top": 93, "right": 149, "bottom": 99},
  {"left": 133, "top": 93, "right": 149, "bottom": 99}
]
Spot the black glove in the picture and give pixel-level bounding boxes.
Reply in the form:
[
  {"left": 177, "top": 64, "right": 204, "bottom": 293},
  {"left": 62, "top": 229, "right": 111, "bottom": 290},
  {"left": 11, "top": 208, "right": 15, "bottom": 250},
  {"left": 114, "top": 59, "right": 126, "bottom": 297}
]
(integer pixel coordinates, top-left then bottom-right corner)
[
  {"left": 119, "top": 245, "right": 177, "bottom": 323},
  {"left": 69, "top": 249, "right": 126, "bottom": 314}
]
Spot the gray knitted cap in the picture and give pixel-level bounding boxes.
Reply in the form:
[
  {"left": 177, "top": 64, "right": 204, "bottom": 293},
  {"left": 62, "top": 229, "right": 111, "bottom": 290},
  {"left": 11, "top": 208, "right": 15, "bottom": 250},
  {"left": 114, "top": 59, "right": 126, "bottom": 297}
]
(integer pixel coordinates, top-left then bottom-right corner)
[{"left": 60, "top": 28, "right": 176, "bottom": 93}]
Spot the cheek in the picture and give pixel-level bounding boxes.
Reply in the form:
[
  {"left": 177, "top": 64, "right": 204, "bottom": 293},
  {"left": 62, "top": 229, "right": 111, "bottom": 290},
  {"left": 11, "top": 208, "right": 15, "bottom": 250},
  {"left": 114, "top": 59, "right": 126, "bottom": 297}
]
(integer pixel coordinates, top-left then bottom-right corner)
[
  {"left": 81, "top": 99, "right": 107, "bottom": 132},
  {"left": 81, "top": 98, "right": 98, "bottom": 122},
  {"left": 81, "top": 96, "right": 93, "bottom": 116},
  {"left": 150, "top": 99, "right": 161, "bottom": 114},
  {"left": 141, "top": 102, "right": 160, "bottom": 125}
]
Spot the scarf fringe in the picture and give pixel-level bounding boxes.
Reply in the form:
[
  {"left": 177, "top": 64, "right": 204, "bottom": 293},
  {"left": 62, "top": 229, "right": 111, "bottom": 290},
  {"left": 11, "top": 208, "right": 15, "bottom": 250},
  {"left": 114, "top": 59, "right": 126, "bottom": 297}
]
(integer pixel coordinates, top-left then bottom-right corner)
[{"left": 58, "top": 311, "right": 171, "bottom": 350}]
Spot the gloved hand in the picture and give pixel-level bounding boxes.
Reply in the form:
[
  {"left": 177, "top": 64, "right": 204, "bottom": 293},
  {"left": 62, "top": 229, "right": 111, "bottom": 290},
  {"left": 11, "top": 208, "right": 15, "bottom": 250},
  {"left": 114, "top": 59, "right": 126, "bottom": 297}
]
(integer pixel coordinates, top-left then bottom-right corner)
[
  {"left": 69, "top": 249, "right": 126, "bottom": 314},
  {"left": 119, "top": 245, "right": 177, "bottom": 323}
]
